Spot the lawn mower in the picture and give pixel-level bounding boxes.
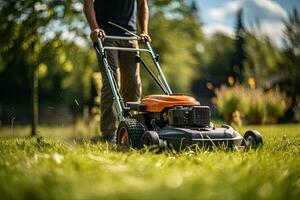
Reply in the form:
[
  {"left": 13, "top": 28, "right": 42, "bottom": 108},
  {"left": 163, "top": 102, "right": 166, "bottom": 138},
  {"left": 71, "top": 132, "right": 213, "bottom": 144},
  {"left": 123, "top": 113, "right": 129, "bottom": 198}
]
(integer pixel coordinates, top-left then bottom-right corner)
[{"left": 94, "top": 24, "right": 263, "bottom": 151}]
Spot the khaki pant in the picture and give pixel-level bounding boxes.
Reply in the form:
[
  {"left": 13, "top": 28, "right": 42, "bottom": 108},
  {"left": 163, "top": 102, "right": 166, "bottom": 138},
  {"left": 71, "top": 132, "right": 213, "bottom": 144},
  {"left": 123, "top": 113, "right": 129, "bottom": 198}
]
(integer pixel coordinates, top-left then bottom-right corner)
[{"left": 96, "top": 39, "right": 142, "bottom": 137}]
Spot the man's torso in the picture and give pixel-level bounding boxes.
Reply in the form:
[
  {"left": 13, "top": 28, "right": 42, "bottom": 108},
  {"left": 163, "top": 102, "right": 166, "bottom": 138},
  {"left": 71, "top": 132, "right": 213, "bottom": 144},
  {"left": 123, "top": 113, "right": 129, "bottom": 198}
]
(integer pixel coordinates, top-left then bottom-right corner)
[{"left": 94, "top": 0, "right": 137, "bottom": 36}]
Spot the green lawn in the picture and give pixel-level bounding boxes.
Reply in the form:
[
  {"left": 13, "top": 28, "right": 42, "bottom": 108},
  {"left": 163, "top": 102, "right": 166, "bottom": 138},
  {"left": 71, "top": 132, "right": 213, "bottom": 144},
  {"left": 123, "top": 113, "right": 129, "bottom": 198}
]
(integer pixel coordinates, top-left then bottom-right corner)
[{"left": 0, "top": 124, "right": 300, "bottom": 200}]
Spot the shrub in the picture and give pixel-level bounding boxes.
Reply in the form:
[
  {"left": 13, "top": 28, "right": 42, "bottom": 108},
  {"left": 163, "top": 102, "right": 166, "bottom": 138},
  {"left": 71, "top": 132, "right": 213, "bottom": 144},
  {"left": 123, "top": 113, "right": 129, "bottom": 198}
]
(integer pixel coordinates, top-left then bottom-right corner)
[
  {"left": 214, "top": 85, "right": 289, "bottom": 124},
  {"left": 247, "top": 89, "right": 267, "bottom": 124},
  {"left": 264, "top": 88, "right": 290, "bottom": 124},
  {"left": 214, "top": 85, "right": 249, "bottom": 123}
]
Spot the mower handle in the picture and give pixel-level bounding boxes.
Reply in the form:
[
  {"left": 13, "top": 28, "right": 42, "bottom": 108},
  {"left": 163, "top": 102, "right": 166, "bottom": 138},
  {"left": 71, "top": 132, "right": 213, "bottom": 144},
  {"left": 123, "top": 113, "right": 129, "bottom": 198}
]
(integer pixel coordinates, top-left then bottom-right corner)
[
  {"left": 95, "top": 34, "right": 173, "bottom": 95},
  {"left": 96, "top": 30, "right": 142, "bottom": 41},
  {"left": 95, "top": 34, "right": 150, "bottom": 53},
  {"left": 97, "top": 31, "right": 150, "bottom": 41},
  {"left": 105, "top": 35, "right": 142, "bottom": 41}
]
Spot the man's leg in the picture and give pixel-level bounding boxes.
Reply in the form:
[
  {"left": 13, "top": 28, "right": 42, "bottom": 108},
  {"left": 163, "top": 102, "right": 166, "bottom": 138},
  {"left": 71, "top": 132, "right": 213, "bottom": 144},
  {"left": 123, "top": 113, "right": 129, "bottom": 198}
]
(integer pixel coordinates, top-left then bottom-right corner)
[
  {"left": 96, "top": 40, "right": 120, "bottom": 140},
  {"left": 119, "top": 40, "right": 142, "bottom": 102}
]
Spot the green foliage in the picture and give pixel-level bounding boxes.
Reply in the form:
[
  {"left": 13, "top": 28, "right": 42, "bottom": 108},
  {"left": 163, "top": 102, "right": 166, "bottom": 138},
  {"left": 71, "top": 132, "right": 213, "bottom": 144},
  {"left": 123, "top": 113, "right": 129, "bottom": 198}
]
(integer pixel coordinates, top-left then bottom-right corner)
[
  {"left": 202, "top": 8, "right": 298, "bottom": 124},
  {"left": 0, "top": 124, "right": 300, "bottom": 200},
  {"left": 239, "top": 87, "right": 288, "bottom": 125},
  {"left": 200, "top": 33, "right": 235, "bottom": 78},
  {"left": 283, "top": 8, "right": 300, "bottom": 52},
  {"left": 0, "top": 0, "right": 82, "bottom": 67},
  {"left": 294, "top": 98, "right": 300, "bottom": 122},
  {"left": 200, "top": 12, "right": 283, "bottom": 86},
  {"left": 0, "top": 1, "right": 84, "bottom": 134},
  {"left": 0, "top": 0, "right": 203, "bottom": 111},
  {"left": 214, "top": 85, "right": 290, "bottom": 124},
  {"left": 247, "top": 89, "right": 267, "bottom": 124},
  {"left": 0, "top": 0, "right": 96, "bottom": 109},
  {"left": 244, "top": 34, "right": 283, "bottom": 87},
  {"left": 144, "top": 0, "right": 204, "bottom": 95},
  {"left": 264, "top": 89, "right": 290, "bottom": 124},
  {"left": 281, "top": 8, "right": 300, "bottom": 104},
  {"left": 232, "top": 8, "right": 246, "bottom": 81},
  {"left": 214, "top": 85, "right": 249, "bottom": 123}
]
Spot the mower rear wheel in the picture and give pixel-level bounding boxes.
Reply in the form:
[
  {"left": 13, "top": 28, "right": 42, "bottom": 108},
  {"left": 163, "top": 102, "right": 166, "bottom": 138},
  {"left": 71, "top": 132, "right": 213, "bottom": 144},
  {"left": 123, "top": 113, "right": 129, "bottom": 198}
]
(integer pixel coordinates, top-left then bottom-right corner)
[
  {"left": 117, "top": 118, "right": 146, "bottom": 148},
  {"left": 243, "top": 130, "right": 263, "bottom": 149}
]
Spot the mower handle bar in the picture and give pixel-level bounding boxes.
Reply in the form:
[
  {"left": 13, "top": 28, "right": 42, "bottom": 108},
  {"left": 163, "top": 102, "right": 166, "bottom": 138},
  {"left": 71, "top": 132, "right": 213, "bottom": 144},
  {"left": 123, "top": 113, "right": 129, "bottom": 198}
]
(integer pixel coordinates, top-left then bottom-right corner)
[
  {"left": 102, "top": 46, "right": 151, "bottom": 53},
  {"left": 95, "top": 34, "right": 150, "bottom": 55},
  {"left": 96, "top": 35, "right": 172, "bottom": 94},
  {"left": 94, "top": 36, "right": 151, "bottom": 53},
  {"left": 104, "top": 35, "right": 141, "bottom": 41}
]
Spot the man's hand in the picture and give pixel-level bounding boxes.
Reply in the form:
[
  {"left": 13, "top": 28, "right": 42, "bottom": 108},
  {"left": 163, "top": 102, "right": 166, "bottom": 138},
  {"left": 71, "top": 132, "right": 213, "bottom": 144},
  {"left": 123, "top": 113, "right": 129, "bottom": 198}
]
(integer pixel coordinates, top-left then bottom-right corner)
[
  {"left": 90, "top": 28, "right": 106, "bottom": 42},
  {"left": 140, "top": 32, "right": 151, "bottom": 43}
]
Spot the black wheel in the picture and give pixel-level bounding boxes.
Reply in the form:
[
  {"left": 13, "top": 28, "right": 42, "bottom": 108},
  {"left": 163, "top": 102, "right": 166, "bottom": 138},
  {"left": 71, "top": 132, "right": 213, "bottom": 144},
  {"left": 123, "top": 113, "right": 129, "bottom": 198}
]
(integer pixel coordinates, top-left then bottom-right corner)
[
  {"left": 117, "top": 118, "right": 145, "bottom": 148},
  {"left": 141, "top": 131, "right": 161, "bottom": 147},
  {"left": 243, "top": 130, "right": 263, "bottom": 149}
]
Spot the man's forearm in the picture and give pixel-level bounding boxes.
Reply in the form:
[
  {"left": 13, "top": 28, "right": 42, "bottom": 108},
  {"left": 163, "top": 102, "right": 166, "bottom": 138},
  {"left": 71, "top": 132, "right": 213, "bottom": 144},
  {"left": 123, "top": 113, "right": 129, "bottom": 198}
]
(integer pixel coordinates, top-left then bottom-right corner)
[
  {"left": 83, "top": 0, "right": 98, "bottom": 30},
  {"left": 137, "top": 0, "right": 149, "bottom": 34}
]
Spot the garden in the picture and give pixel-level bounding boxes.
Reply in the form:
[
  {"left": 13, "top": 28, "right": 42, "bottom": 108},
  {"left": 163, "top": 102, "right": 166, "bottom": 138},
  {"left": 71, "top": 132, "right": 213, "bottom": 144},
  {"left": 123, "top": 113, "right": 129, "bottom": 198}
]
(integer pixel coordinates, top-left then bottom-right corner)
[{"left": 1, "top": 1, "right": 300, "bottom": 200}]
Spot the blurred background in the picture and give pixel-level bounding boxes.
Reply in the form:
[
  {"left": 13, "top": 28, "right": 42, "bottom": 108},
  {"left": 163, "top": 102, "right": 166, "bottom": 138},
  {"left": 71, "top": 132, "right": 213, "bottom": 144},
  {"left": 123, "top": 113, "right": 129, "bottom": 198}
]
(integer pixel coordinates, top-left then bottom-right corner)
[{"left": 0, "top": 0, "right": 299, "bottom": 137}]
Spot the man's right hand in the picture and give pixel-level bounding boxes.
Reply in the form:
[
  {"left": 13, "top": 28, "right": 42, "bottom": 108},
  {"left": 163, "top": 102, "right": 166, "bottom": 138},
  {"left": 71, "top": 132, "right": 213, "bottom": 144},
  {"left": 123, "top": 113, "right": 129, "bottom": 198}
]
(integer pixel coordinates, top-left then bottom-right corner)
[{"left": 90, "top": 28, "right": 106, "bottom": 42}]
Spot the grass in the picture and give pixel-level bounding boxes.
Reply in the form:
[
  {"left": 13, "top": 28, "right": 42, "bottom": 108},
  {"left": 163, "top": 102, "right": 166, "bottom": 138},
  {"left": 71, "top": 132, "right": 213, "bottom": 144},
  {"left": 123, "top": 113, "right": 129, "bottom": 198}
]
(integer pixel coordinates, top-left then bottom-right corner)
[{"left": 0, "top": 124, "right": 300, "bottom": 200}]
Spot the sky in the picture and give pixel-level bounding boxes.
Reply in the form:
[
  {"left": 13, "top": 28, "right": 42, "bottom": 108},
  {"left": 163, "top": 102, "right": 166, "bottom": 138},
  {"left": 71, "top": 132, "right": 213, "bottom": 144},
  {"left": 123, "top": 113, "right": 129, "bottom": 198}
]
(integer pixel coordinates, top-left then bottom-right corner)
[{"left": 196, "top": 0, "right": 300, "bottom": 47}]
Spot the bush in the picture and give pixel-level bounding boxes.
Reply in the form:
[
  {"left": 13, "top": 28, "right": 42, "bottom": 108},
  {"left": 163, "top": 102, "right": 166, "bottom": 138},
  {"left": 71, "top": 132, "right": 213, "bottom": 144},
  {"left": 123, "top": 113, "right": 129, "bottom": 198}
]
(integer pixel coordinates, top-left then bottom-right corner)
[
  {"left": 264, "top": 88, "right": 290, "bottom": 124},
  {"left": 214, "top": 85, "right": 249, "bottom": 123},
  {"left": 247, "top": 89, "right": 267, "bottom": 124},
  {"left": 214, "top": 85, "right": 289, "bottom": 124}
]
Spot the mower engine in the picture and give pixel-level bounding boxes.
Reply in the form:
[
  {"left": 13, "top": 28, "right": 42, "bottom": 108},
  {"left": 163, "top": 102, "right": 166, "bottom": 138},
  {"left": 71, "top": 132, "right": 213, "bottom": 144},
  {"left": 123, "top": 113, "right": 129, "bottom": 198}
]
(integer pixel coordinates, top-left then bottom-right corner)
[{"left": 168, "top": 106, "right": 211, "bottom": 127}]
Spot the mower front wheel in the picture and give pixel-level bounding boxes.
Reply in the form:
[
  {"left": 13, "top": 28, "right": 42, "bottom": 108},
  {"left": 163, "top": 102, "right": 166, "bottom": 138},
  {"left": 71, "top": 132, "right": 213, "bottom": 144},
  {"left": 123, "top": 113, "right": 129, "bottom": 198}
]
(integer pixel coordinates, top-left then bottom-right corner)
[
  {"left": 243, "top": 130, "right": 263, "bottom": 149},
  {"left": 117, "top": 118, "right": 146, "bottom": 148},
  {"left": 141, "top": 131, "right": 164, "bottom": 149}
]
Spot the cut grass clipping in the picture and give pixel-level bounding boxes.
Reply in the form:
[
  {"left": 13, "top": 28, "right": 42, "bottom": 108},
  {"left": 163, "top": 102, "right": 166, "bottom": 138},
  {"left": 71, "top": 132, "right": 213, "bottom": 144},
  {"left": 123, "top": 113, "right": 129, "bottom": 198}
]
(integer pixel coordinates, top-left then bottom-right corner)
[{"left": 0, "top": 124, "right": 299, "bottom": 200}]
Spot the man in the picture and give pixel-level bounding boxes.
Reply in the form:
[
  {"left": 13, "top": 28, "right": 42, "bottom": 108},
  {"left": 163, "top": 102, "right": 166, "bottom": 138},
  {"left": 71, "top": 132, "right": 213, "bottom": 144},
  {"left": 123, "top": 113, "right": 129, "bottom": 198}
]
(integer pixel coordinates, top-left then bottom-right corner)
[{"left": 83, "top": 0, "right": 151, "bottom": 143}]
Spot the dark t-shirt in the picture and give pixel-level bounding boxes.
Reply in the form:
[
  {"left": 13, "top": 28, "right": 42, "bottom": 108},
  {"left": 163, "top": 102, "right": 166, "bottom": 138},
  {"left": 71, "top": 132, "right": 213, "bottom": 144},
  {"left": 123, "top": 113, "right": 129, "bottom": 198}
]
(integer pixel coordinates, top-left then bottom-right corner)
[{"left": 94, "top": 0, "right": 137, "bottom": 36}]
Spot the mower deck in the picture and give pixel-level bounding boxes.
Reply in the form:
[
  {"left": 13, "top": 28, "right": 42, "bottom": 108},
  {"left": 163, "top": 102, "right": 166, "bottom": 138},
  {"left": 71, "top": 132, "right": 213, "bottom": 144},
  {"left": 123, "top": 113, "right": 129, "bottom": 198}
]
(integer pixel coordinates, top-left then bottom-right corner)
[{"left": 156, "top": 125, "right": 244, "bottom": 150}]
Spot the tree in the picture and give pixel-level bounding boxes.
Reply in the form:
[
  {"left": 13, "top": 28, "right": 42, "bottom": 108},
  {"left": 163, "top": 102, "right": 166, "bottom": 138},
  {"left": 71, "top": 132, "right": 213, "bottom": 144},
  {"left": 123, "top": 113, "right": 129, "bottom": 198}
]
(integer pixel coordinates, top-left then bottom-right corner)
[
  {"left": 243, "top": 33, "right": 283, "bottom": 88},
  {"left": 200, "top": 32, "right": 235, "bottom": 79},
  {"left": 231, "top": 8, "right": 246, "bottom": 82},
  {"left": 0, "top": 0, "right": 82, "bottom": 135},
  {"left": 281, "top": 7, "right": 300, "bottom": 105},
  {"left": 144, "top": 0, "right": 204, "bottom": 95}
]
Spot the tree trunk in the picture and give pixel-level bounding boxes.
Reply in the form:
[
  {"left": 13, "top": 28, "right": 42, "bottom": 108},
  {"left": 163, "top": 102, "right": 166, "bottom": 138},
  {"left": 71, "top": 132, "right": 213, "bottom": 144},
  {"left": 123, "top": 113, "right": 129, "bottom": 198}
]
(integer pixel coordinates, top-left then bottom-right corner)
[{"left": 31, "top": 63, "right": 38, "bottom": 136}]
